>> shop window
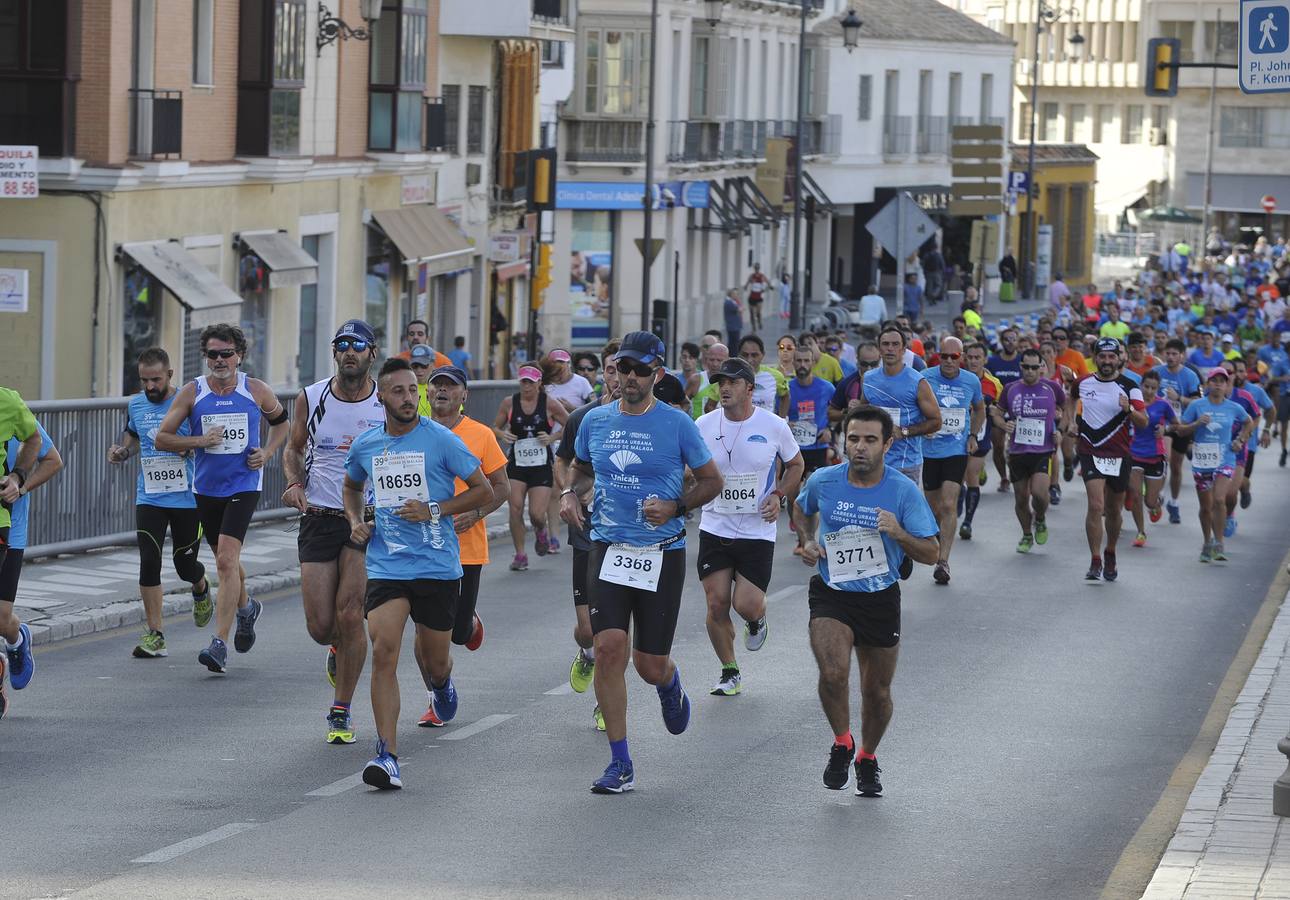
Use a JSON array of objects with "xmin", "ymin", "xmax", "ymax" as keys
[
  {"xmin": 298, "ymin": 234, "xmax": 320, "ymax": 385},
  {"xmin": 122, "ymin": 264, "xmax": 163, "ymax": 395},
  {"xmin": 365, "ymin": 227, "xmax": 391, "ymax": 358},
  {"xmin": 238, "ymin": 251, "xmax": 271, "ymax": 379}
]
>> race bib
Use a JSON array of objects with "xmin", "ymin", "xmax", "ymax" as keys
[
  {"xmin": 1014, "ymin": 417, "xmax": 1046, "ymax": 447},
  {"xmin": 513, "ymin": 437, "xmax": 547, "ymax": 468},
  {"xmin": 713, "ymin": 470, "xmax": 762, "ymax": 514},
  {"xmin": 372, "ymin": 452, "xmax": 429, "ymax": 508},
  {"xmin": 141, "ymin": 455, "xmax": 189, "ymax": 494},
  {"xmin": 1169, "ymin": 401, "xmax": 1182, "ymax": 418},
  {"xmin": 791, "ymin": 419, "xmax": 819, "ymax": 446},
  {"xmin": 1192, "ymin": 442, "xmax": 1221, "ymax": 469},
  {"xmin": 200, "ymin": 413, "xmax": 249, "ymax": 455},
  {"xmin": 938, "ymin": 407, "xmax": 966, "ymax": 435},
  {"xmin": 599, "ymin": 544, "xmax": 663, "ymax": 591},
  {"xmin": 1092, "ymin": 455, "xmax": 1123, "ymax": 477},
  {"xmin": 822, "ymin": 527, "xmax": 889, "ymax": 585},
  {"xmin": 879, "ymin": 406, "xmax": 902, "ymax": 428}
]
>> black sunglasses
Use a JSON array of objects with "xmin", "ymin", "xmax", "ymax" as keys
[
  {"xmin": 1020, "ymin": 364, "xmax": 1042, "ymax": 371},
  {"xmin": 205, "ymin": 349, "xmax": 237, "ymax": 360},
  {"xmin": 616, "ymin": 360, "xmax": 657, "ymax": 378},
  {"xmin": 576, "ymin": 364, "xmax": 597, "ymax": 373},
  {"xmin": 858, "ymin": 360, "xmax": 878, "ymax": 369},
  {"xmin": 334, "ymin": 339, "xmax": 370, "ymax": 353}
]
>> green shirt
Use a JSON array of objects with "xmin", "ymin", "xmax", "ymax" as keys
[
  {"xmin": 811, "ymin": 353, "xmax": 844, "ymax": 384},
  {"xmin": 1099, "ymin": 321, "xmax": 1131, "ymax": 341},
  {"xmin": 0, "ymin": 387, "xmax": 38, "ymax": 529}
]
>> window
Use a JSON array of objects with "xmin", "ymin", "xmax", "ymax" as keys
[
  {"xmin": 122, "ymin": 264, "xmax": 163, "ymax": 395},
  {"xmin": 193, "ymin": 0, "xmax": 215, "ymax": 84},
  {"xmin": 758, "ymin": 39, "xmax": 768, "ymax": 119},
  {"xmin": 948, "ymin": 72, "xmax": 961, "ymax": 122},
  {"xmin": 1122, "ymin": 21, "xmax": 1138, "ymax": 64},
  {"xmin": 236, "ymin": 0, "xmax": 307, "ymax": 156},
  {"xmin": 1205, "ymin": 21, "xmax": 1238, "ymax": 64},
  {"xmin": 1122, "ymin": 104, "xmax": 1144, "ymax": 143},
  {"xmin": 1107, "ymin": 22, "xmax": 1122, "ymax": 62},
  {"xmin": 238, "ymin": 250, "xmax": 271, "ymax": 380},
  {"xmin": 1094, "ymin": 104, "xmax": 1114, "ymax": 142},
  {"xmin": 582, "ymin": 27, "xmax": 651, "ymax": 117},
  {"xmin": 1151, "ymin": 104, "xmax": 1168, "ymax": 143},
  {"xmin": 884, "ymin": 69, "xmax": 899, "ymax": 117},
  {"xmin": 442, "ymin": 84, "xmax": 460, "ymax": 154},
  {"xmin": 1221, "ymin": 107, "xmax": 1264, "ymax": 148},
  {"xmin": 979, "ymin": 73, "xmax": 993, "ymax": 121},
  {"xmin": 1066, "ymin": 184, "xmax": 1087, "ymax": 278},
  {"xmin": 689, "ymin": 33, "xmax": 724, "ymax": 119},
  {"xmin": 1018, "ymin": 102, "xmax": 1031, "ymax": 141},
  {"xmin": 0, "ymin": 0, "xmax": 76, "ymax": 156},
  {"xmin": 1066, "ymin": 103, "xmax": 1088, "ymax": 142},
  {"xmin": 1040, "ymin": 102, "xmax": 1059, "ymax": 141},
  {"xmin": 917, "ymin": 69, "xmax": 932, "ymax": 121},
  {"xmin": 541, "ymin": 39, "xmax": 564, "ymax": 67},
  {"xmin": 368, "ymin": 0, "xmax": 428, "ymax": 152},
  {"xmin": 1158, "ymin": 21, "xmax": 1194, "ymax": 63},
  {"xmin": 466, "ymin": 84, "xmax": 485, "ymax": 154},
  {"xmin": 858, "ymin": 74, "xmax": 872, "ymax": 121}
]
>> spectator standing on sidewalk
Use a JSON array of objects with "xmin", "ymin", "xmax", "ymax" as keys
[
  {"xmin": 902, "ymin": 273, "xmax": 924, "ymax": 321},
  {"xmin": 724, "ymin": 289, "xmax": 744, "ymax": 349}
]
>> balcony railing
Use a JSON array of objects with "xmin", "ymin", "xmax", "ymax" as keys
[
  {"xmin": 564, "ymin": 119, "xmax": 644, "ymax": 163},
  {"xmin": 532, "ymin": 0, "xmax": 567, "ymax": 26},
  {"xmin": 424, "ymin": 97, "xmax": 447, "ymax": 152},
  {"xmin": 916, "ymin": 115, "xmax": 946, "ymax": 156},
  {"xmin": 665, "ymin": 117, "xmax": 838, "ymax": 164},
  {"xmin": 882, "ymin": 115, "xmax": 912, "ymax": 157},
  {"xmin": 129, "ymin": 88, "xmax": 183, "ymax": 159}
]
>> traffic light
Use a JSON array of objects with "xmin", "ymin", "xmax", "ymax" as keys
[
  {"xmin": 526, "ymin": 148, "xmax": 557, "ymax": 212},
  {"xmin": 532, "ymin": 243, "xmax": 552, "ymax": 310},
  {"xmin": 1146, "ymin": 38, "xmax": 1180, "ymax": 97}
]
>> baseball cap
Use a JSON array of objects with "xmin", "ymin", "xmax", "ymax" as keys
[
  {"xmin": 1207, "ymin": 366, "xmax": 1230, "ymax": 381},
  {"xmin": 1221, "ymin": 333, "xmax": 1234, "ymax": 343},
  {"xmin": 548, "ymin": 349, "xmax": 572, "ymax": 363},
  {"xmin": 652, "ymin": 372, "xmax": 687, "ymax": 406},
  {"xmin": 614, "ymin": 331, "xmax": 666, "ymax": 366},
  {"xmin": 518, "ymin": 364, "xmax": 542, "ymax": 382},
  {"xmin": 1094, "ymin": 337, "xmax": 1122, "ymax": 354},
  {"xmin": 333, "ymin": 319, "xmax": 376, "ymax": 344},
  {"xmin": 429, "ymin": 365, "xmax": 468, "ymax": 386},
  {"xmin": 409, "ymin": 345, "xmax": 436, "ymax": 367},
  {"xmin": 712, "ymin": 357, "xmax": 757, "ymax": 385},
  {"xmin": 1281, "ymin": 331, "xmax": 1290, "ymax": 342}
]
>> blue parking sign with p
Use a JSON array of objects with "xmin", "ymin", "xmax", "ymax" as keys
[{"xmin": 1009, "ymin": 172, "xmax": 1029, "ymax": 194}]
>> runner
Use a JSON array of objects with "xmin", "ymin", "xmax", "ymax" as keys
[
  {"xmin": 107, "ymin": 348, "xmax": 211, "ymax": 661},
  {"xmin": 793, "ymin": 405, "xmax": 939, "ymax": 796},
  {"xmin": 343, "ymin": 357, "xmax": 493, "ymax": 789},
  {"xmin": 409, "ymin": 344, "xmax": 438, "ymax": 416},
  {"xmin": 1127, "ymin": 369, "xmax": 1176, "ymax": 547},
  {"xmin": 566, "ymin": 331, "xmax": 723, "ymax": 794},
  {"xmin": 958, "ymin": 342, "xmax": 1002, "ymax": 540},
  {"xmin": 492, "ymin": 365, "xmax": 568, "ymax": 571},
  {"xmin": 986, "ymin": 327, "xmax": 1024, "ymax": 490},
  {"xmin": 414, "ymin": 365, "xmax": 509, "ymax": 728},
  {"xmin": 689, "ymin": 341, "xmax": 727, "ymax": 417},
  {"xmin": 744, "ymin": 262, "xmax": 770, "ymax": 332},
  {"xmin": 788, "ymin": 347, "xmax": 837, "ymax": 475},
  {"xmin": 921, "ymin": 336, "xmax": 983, "ymax": 582},
  {"xmin": 696, "ymin": 357, "xmax": 803, "ymax": 696},
  {"xmin": 1071, "ymin": 338, "xmax": 1147, "ymax": 582},
  {"xmin": 543, "ymin": 348, "xmax": 595, "ymax": 412},
  {"xmin": 994, "ymin": 348, "xmax": 1065, "ymax": 554},
  {"xmin": 281, "ymin": 322, "xmax": 383, "ymax": 743},
  {"xmin": 0, "ymin": 387, "xmax": 41, "ymax": 703},
  {"xmin": 156, "ymin": 323, "xmax": 290, "ymax": 673},
  {"xmin": 1174, "ymin": 368, "xmax": 1253, "ymax": 563},
  {"xmin": 1153, "ymin": 339, "xmax": 1203, "ymax": 524},
  {"xmin": 556, "ymin": 341, "xmax": 621, "ymax": 733},
  {"xmin": 860, "ymin": 326, "xmax": 941, "ymax": 483},
  {"xmin": 1229, "ymin": 358, "xmax": 1275, "ymax": 511},
  {"xmin": 737, "ymin": 335, "xmax": 790, "ymax": 417}
]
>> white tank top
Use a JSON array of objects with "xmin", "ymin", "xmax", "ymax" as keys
[{"xmin": 303, "ymin": 377, "xmax": 384, "ymax": 509}]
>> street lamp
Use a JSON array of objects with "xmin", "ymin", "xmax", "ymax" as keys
[
  {"xmin": 317, "ymin": 0, "xmax": 382, "ymax": 54},
  {"xmin": 1018, "ymin": 0, "xmax": 1083, "ymax": 299},
  {"xmin": 841, "ymin": 10, "xmax": 862, "ymax": 52},
  {"xmin": 704, "ymin": 0, "xmax": 725, "ymax": 27}
]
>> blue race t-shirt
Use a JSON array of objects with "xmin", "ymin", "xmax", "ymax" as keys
[
  {"xmin": 860, "ymin": 365, "xmax": 928, "ymax": 470},
  {"xmin": 1188, "ymin": 348, "xmax": 1226, "ymax": 369},
  {"xmin": 788, "ymin": 377, "xmax": 836, "ymax": 450},
  {"xmin": 1241, "ymin": 382, "xmax": 1274, "ymax": 441},
  {"xmin": 922, "ymin": 367, "xmax": 982, "ymax": 459},
  {"xmin": 345, "ymin": 417, "xmax": 481, "ymax": 581},
  {"xmin": 797, "ymin": 463, "xmax": 938, "ymax": 593},
  {"xmin": 127, "ymin": 391, "xmax": 197, "ymax": 509},
  {"xmin": 448, "ymin": 348, "xmax": 471, "ymax": 370},
  {"xmin": 575, "ymin": 400, "xmax": 712, "ymax": 548},
  {"xmin": 1130, "ymin": 398, "xmax": 1177, "ymax": 460},
  {"xmin": 6, "ymin": 421, "xmax": 54, "ymax": 550},
  {"xmin": 1152, "ymin": 364, "xmax": 1201, "ymax": 409},
  {"xmin": 1181, "ymin": 398, "xmax": 1250, "ymax": 470}
]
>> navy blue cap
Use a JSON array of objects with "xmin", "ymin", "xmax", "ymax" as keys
[
  {"xmin": 1094, "ymin": 337, "xmax": 1122, "ymax": 354},
  {"xmin": 653, "ymin": 372, "xmax": 687, "ymax": 406},
  {"xmin": 334, "ymin": 319, "xmax": 376, "ymax": 344},
  {"xmin": 429, "ymin": 365, "xmax": 468, "ymax": 386},
  {"xmin": 614, "ymin": 331, "xmax": 666, "ymax": 366}
]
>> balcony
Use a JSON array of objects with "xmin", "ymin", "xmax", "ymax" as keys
[
  {"xmin": 531, "ymin": 0, "xmax": 568, "ymax": 27},
  {"xmin": 915, "ymin": 115, "xmax": 946, "ymax": 157},
  {"xmin": 665, "ymin": 117, "xmax": 838, "ymax": 164},
  {"xmin": 883, "ymin": 115, "xmax": 912, "ymax": 158},
  {"xmin": 442, "ymin": 0, "xmax": 569, "ymax": 36},
  {"xmin": 129, "ymin": 89, "xmax": 183, "ymax": 159},
  {"xmin": 564, "ymin": 119, "xmax": 644, "ymax": 164}
]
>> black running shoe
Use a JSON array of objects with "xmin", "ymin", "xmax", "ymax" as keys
[
  {"xmin": 898, "ymin": 556, "xmax": 913, "ymax": 580},
  {"xmin": 233, "ymin": 597, "xmax": 262, "ymax": 653},
  {"xmin": 1085, "ymin": 560, "xmax": 1102, "ymax": 581},
  {"xmin": 1103, "ymin": 551, "xmax": 1118, "ymax": 582},
  {"xmin": 824, "ymin": 741, "xmax": 855, "ymax": 790},
  {"xmin": 1063, "ymin": 462, "xmax": 1074, "ymax": 483},
  {"xmin": 855, "ymin": 756, "xmax": 883, "ymax": 797}
]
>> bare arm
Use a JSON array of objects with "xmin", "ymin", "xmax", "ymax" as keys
[
  {"xmin": 493, "ymin": 398, "xmax": 515, "ymax": 444},
  {"xmin": 642, "ymin": 458, "xmax": 723, "ymax": 526},
  {"xmin": 108, "ymin": 428, "xmax": 140, "ymax": 463},
  {"xmin": 903, "ymin": 379, "xmax": 942, "ymax": 438},
  {"xmin": 456, "ymin": 465, "xmax": 509, "ymax": 534},
  {"xmin": 437, "ymin": 467, "xmax": 492, "ymax": 517},
  {"xmin": 343, "ymin": 475, "xmax": 372, "ymax": 546},
  {"xmin": 969, "ymin": 399, "xmax": 985, "ymax": 449},
  {"xmin": 875, "ymin": 509, "xmax": 940, "ymax": 566},
  {"xmin": 154, "ymin": 383, "xmax": 219, "ymax": 452},
  {"xmin": 250, "ymin": 379, "xmax": 289, "ymax": 467}
]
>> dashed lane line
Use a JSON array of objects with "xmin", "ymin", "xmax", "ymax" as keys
[{"xmin": 130, "ymin": 822, "xmax": 259, "ymax": 864}]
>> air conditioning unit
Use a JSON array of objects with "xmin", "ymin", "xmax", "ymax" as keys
[{"xmin": 1150, "ymin": 127, "xmax": 1167, "ymax": 146}]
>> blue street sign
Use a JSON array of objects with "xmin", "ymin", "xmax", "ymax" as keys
[
  {"xmin": 1240, "ymin": 0, "xmax": 1290, "ymax": 94},
  {"xmin": 1008, "ymin": 171, "xmax": 1030, "ymax": 195}
]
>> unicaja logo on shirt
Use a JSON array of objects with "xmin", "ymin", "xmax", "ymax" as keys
[{"xmin": 610, "ymin": 450, "xmax": 642, "ymax": 472}]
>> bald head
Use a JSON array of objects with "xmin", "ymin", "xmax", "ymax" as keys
[
  {"xmin": 704, "ymin": 343, "xmax": 729, "ymax": 373},
  {"xmin": 940, "ymin": 335, "xmax": 964, "ymax": 355},
  {"xmin": 939, "ymin": 335, "xmax": 964, "ymax": 375}
]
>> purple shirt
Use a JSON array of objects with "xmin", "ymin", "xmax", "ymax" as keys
[{"xmin": 1001, "ymin": 379, "xmax": 1066, "ymax": 454}]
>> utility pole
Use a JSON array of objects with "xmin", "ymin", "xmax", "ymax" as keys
[
  {"xmin": 640, "ymin": 0, "xmax": 659, "ymax": 332},
  {"xmin": 1200, "ymin": 9, "xmax": 1221, "ymax": 245},
  {"xmin": 789, "ymin": 0, "xmax": 808, "ymax": 330}
]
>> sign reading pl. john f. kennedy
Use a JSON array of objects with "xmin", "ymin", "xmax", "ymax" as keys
[
  {"xmin": 556, "ymin": 181, "xmax": 709, "ymax": 210},
  {"xmin": 1241, "ymin": 0, "xmax": 1290, "ymax": 94}
]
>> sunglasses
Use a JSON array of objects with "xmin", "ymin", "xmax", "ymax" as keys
[
  {"xmin": 941, "ymin": 352, "xmax": 962, "ymax": 360},
  {"xmin": 858, "ymin": 360, "xmax": 878, "ymax": 369},
  {"xmin": 205, "ymin": 349, "xmax": 237, "ymax": 360},
  {"xmin": 1020, "ymin": 364, "xmax": 1042, "ymax": 371},
  {"xmin": 411, "ymin": 362, "xmax": 431, "ymax": 369},
  {"xmin": 576, "ymin": 365, "xmax": 597, "ymax": 373},
  {"xmin": 334, "ymin": 340, "xmax": 370, "ymax": 353},
  {"xmin": 616, "ymin": 360, "xmax": 657, "ymax": 378},
  {"xmin": 778, "ymin": 344, "xmax": 795, "ymax": 351}
]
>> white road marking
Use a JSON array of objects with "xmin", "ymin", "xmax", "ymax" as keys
[
  {"xmin": 305, "ymin": 773, "xmax": 364, "ymax": 797},
  {"xmin": 439, "ymin": 713, "xmax": 516, "ymax": 741},
  {"xmin": 131, "ymin": 822, "xmax": 258, "ymax": 864},
  {"xmin": 544, "ymin": 683, "xmax": 574, "ymax": 696}
]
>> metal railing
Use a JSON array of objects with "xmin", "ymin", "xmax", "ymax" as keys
[
  {"xmin": 916, "ymin": 115, "xmax": 946, "ymax": 156},
  {"xmin": 128, "ymin": 88, "xmax": 183, "ymax": 159},
  {"xmin": 22, "ymin": 382, "xmax": 519, "ymax": 559},
  {"xmin": 882, "ymin": 115, "xmax": 912, "ymax": 157},
  {"xmin": 563, "ymin": 118, "xmax": 645, "ymax": 163}
]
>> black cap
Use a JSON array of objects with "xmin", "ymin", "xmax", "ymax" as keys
[
  {"xmin": 653, "ymin": 373, "xmax": 687, "ymax": 406},
  {"xmin": 713, "ymin": 357, "xmax": 757, "ymax": 385},
  {"xmin": 428, "ymin": 365, "xmax": 468, "ymax": 386},
  {"xmin": 614, "ymin": 331, "xmax": 666, "ymax": 366},
  {"xmin": 1095, "ymin": 337, "xmax": 1122, "ymax": 354}
]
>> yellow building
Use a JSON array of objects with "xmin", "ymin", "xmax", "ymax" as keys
[{"xmin": 1008, "ymin": 143, "xmax": 1098, "ymax": 288}]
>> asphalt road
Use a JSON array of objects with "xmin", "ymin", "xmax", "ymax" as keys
[{"xmin": 4, "ymin": 462, "xmax": 1289, "ymax": 900}]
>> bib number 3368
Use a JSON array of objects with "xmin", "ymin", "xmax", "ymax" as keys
[{"xmin": 599, "ymin": 544, "xmax": 663, "ymax": 591}]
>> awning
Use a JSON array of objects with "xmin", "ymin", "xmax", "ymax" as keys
[
  {"xmin": 119, "ymin": 240, "xmax": 242, "ymax": 312},
  {"xmin": 237, "ymin": 231, "xmax": 318, "ymax": 288},
  {"xmin": 371, "ymin": 205, "xmax": 474, "ymax": 276},
  {"xmin": 496, "ymin": 260, "xmax": 529, "ymax": 281}
]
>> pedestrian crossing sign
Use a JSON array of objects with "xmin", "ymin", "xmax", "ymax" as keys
[{"xmin": 1241, "ymin": 0, "xmax": 1290, "ymax": 93}]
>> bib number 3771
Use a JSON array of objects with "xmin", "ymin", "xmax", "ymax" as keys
[
  {"xmin": 822, "ymin": 527, "xmax": 889, "ymax": 585},
  {"xmin": 599, "ymin": 544, "xmax": 663, "ymax": 591}
]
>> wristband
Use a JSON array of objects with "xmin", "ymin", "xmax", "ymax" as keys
[
  {"xmin": 11, "ymin": 466, "xmax": 27, "ymax": 488},
  {"xmin": 286, "ymin": 481, "xmax": 304, "ymax": 491},
  {"xmin": 560, "ymin": 487, "xmax": 576, "ymax": 497}
]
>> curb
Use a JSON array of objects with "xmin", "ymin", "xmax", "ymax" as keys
[{"xmin": 24, "ymin": 523, "xmax": 513, "ymax": 649}]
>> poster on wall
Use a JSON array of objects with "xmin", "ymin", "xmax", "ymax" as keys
[
  {"xmin": 569, "ymin": 210, "xmax": 613, "ymax": 348},
  {"xmin": 0, "ymin": 268, "xmax": 29, "ymax": 313}
]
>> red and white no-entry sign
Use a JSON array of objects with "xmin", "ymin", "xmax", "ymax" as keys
[{"xmin": 1262, "ymin": 194, "xmax": 1277, "ymax": 213}]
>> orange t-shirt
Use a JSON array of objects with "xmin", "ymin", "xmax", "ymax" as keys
[
  {"xmin": 397, "ymin": 348, "xmax": 453, "ymax": 367},
  {"xmin": 1055, "ymin": 348, "xmax": 1090, "ymax": 378},
  {"xmin": 1126, "ymin": 355, "xmax": 1160, "ymax": 377},
  {"xmin": 451, "ymin": 415, "xmax": 507, "ymax": 565}
]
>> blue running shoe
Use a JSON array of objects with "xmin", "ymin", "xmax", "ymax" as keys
[
  {"xmin": 7, "ymin": 623, "xmax": 34, "ymax": 690},
  {"xmin": 590, "ymin": 759, "xmax": 635, "ymax": 794},
  {"xmin": 1167, "ymin": 501, "xmax": 1181, "ymax": 525},
  {"xmin": 198, "ymin": 637, "xmax": 228, "ymax": 673},
  {"xmin": 431, "ymin": 677, "xmax": 459, "ymax": 723},
  {"xmin": 1224, "ymin": 516, "xmax": 1237, "ymax": 538},
  {"xmin": 362, "ymin": 740, "xmax": 402, "ymax": 790},
  {"xmin": 658, "ymin": 671, "xmax": 691, "ymax": 735},
  {"xmin": 233, "ymin": 597, "xmax": 262, "ymax": 653}
]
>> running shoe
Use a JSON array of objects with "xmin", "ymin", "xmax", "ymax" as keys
[
  {"xmin": 362, "ymin": 740, "xmax": 402, "ymax": 790},
  {"xmin": 132, "ymin": 630, "xmax": 168, "ymax": 659},
  {"xmin": 744, "ymin": 616, "xmax": 768, "ymax": 652},
  {"xmin": 959, "ymin": 523, "xmax": 972, "ymax": 541},
  {"xmin": 534, "ymin": 528, "xmax": 551, "ymax": 556},
  {"xmin": 465, "ymin": 613, "xmax": 485, "ymax": 652},
  {"xmin": 658, "ymin": 672, "xmax": 691, "ymax": 735},
  {"xmin": 6, "ymin": 623, "xmax": 34, "ymax": 690},
  {"xmin": 431, "ymin": 677, "xmax": 459, "ymax": 723},
  {"xmin": 1149, "ymin": 505, "xmax": 1163, "ymax": 524},
  {"xmin": 510, "ymin": 553, "xmax": 529, "ymax": 572},
  {"xmin": 710, "ymin": 668, "xmax": 742, "ymax": 697},
  {"xmin": 326, "ymin": 706, "xmax": 356, "ymax": 744},
  {"xmin": 898, "ymin": 556, "xmax": 913, "ymax": 580},
  {"xmin": 418, "ymin": 701, "xmax": 445, "ymax": 728},
  {"xmin": 192, "ymin": 583, "xmax": 213, "ymax": 629},
  {"xmin": 0, "ymin": 656, "xmax": 7, "ymax": 720},
  {"xmin": 979, "ymin": 469, "xmax": 988, "ymax": 487},
  {"xmin": 1133, "ymin": 532, "xmax": 1147, "ymax": 548},
  {"xmin": 590, "ymin": 759, "xmax": 634, "ymax": 794},
  {"xmin": 1240, "ymin": 486, "xmax": 1252, "ymax": 510},
  {"xmin": 548, "ymin": 535, "xmax": 561, "ymax": 554},
  {"xmin": 1282, "ymin": 448, "xmax": 1288, "ymax": 467},
  {"xmin": 569, "ymin": 648, "xmax": 595, "ymax": 693},
  {"xmin": 1016, "ymin": 534, "xmax": 1033, "ymax": 554},
  {"xmin": 1034, "ymin": 519, "xmax": 1048, "ymax": 546},
  {"xmin": 854, "ymin": 756, "xmax": 883, "ymax": 797},
  {"xmin": 933, "ymin": 560, "xmax": 950, "ymax": 585},
  {"xmin": 326, "ymin": 645, "xmax": 337, "ymax": 687},
  {"xmin": 1103, "ymin": 551, "xmax": 1118, "ymax": 582},
  {"xmin": 1049, "ymin": 485, "xmax": 1061, "ymax": 506},
  {"xmin": 198, "ymin": 637, "xmax": 228, "ymax": 673},
  {"xmin": 592, "ymin": 705, "xmax": 606, "ymax": 732},
  {"xmin": 1085, "ymin": 559, "xmax": 1103, "ymax": 581},
  {"xmin": 823, "ymin": 741, "xmax": 855, "ymax": 790},
  {"xmin": 1063, "ymin": 461, "xmax": 1074, "ymax": 483},
  {"xmin": 1224, "ymin": 516, "xmax": 1237, "ymax": 538},
  {"xmin": 1167, "ymin": 501, "xmax": 1181, "ymax": 525},
  {"xmin": 997, "ymin": 478, "xmax": 1010, "ymax": 493},
  {"xmin": 233, "ymin": 597, "xmax": 262, "ymax": 653},
  {"xmin": 1212, "ymin": 542, "xmax": 1228, "ymax": 562},
  {"xmin": 1199, "ymin": 544, "xmax": 1213, "ymax": 564}
]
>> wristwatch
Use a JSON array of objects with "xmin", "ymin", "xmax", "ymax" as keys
[
  {"xmin": 674, "ymin": 500, "xmax": 687, "ymax": 518},
  {"xmin": 428, "ymin": 501, "xmax": 442, "ymax": 524}
]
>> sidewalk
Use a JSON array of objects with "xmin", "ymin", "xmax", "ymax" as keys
[
  {"xmin": 1142, "ymin": 585, "xmax": 1290, "ymax": 899},
  {"xmin": 14, "ymin": 510, "xmax": 514, "ymax": 647}
]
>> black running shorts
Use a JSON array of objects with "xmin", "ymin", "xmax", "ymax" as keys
[
  {"xmin": 506, "ymin": 462, "xmax": 553, "ymax": 488},
  {"xmin": 195, "ymin": 491, "xmax": 260, "ymax": 550},
  {"xmin": 0, "ymin": 548, "xmax": 24, "ymax": 603},
  {"xmin": 298, "ymin": 513, "xmax": 366, "ymax": 563},
  {"xmin": 365, "ymin": 577, "xmax": 458, "ymax": 631},
  {"xmin": 572, "ymin": 546, "xmax": 590, "ymax": 607},
  {"xmin": 800, "ymin": 448, "xmax": 829, "ymax": 474},
  {"xmin": 1171, "ymin": 432, "xmax": 1193, "ymax": 457},
  {"xmin": 588, "ymin": 542, "xmax": 686, "ymax": 656},
  {"xmin": 1007, "ymin": 451, "xmax": 1053, "ymax": 484},
  {"xmin": 695, "ymin": 531, "xmax": 774, "ymax": 592},
  {"xmin": 452, "ymin": 564, "xmax": 482, "ymax": 645},
  {"xmin": 1078, "ymin": 453, "xmax": 1131, "ymax": 493},
  {"xmin": 921, "ymin": 455, "xmax": 968, "ymax": 491},
  {"xmin": 807, "ymin": 575, "xmax": 901, "ymax": 648},
  {"xmin": 1131, "ymin": 456, "xmax": 1166, "ymax": 479}
]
